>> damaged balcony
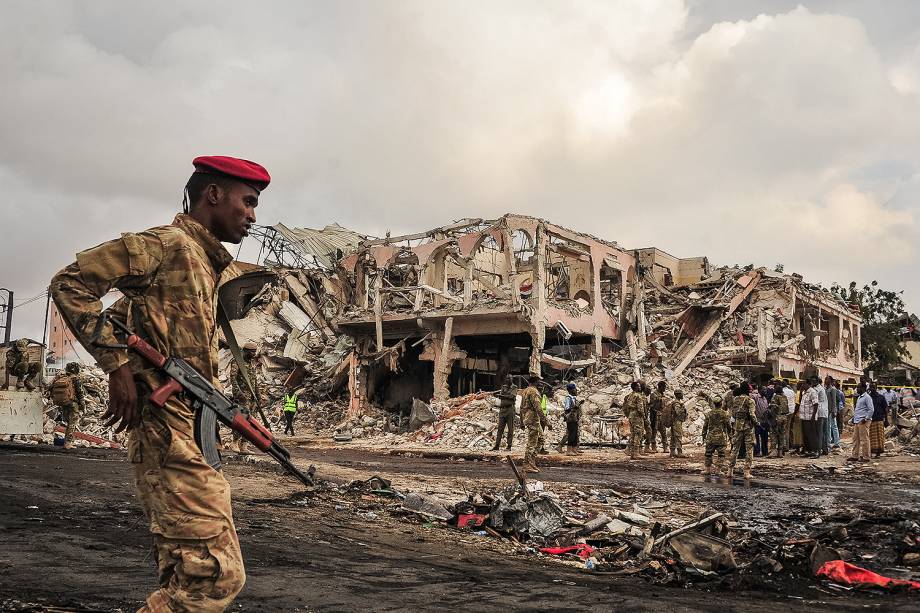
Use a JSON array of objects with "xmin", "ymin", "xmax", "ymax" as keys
[{"xmin": 334, "ymin": 214, "xmax": 639, "ymax": 411}]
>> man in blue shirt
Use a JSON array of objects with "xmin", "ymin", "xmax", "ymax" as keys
[{"xmin": 848, "ymin": 382, "xmax": 873, "ymax": 462}]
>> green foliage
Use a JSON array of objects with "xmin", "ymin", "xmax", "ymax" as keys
[
  {"xmin": 831, "ymin": 280, "xmax": 907, "ymax": 371},
  {"xmin": 774, "ymin": 263, "xmax": 784, "ymax": 273}
]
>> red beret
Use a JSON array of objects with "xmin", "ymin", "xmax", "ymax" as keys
[{"xmin": 192, "ymin": 155, "xmax": 271, "ymax": 192}]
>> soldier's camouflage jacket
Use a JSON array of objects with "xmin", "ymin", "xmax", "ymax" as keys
[
  {"xmin": 769, "ymin": 393, "xmax": 789, "ymax": 422},
  {"xmin": 623, "ymin": 391, "xmax": 646, "ymax": 422},
  {"xmin": 50, "ymin": 214, "xmax": 236, "ymax": 539},
  {"xmin": 702, "ymin": 406, "xmax": 731, "ymax": 446}
]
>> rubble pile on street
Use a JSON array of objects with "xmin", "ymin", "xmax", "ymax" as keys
[
  {"xmin": 329, "ymin": 357, "xmax": 745, "ymax": 450},
  {"xmin": 329, "ymin": 464, "xmax": 920, "ymax": 593},
  {"xmin": 895, "ymin": 396, "xmax": 920, "ymax": 455}
]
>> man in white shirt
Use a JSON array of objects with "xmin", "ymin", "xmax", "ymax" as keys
[
  {"xmin": 783, "ymin": 382, "xmax": 796, "ymax": 415},
  {"xmin": 815, "ymin": 377, "xmax": 829, "ymax": 456},
  {"xmin": 799, "ymin": 381, "xmax": 819, "ymax": 456}
]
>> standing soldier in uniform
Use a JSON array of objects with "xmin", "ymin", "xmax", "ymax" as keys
[
  {"xmin": 282, "ymin": 385, "xmax": 299, "ymax": 436},
  {"xmin": 519, "ymin": 375, "xmax": 544, "ymax": 473},
  {"xmin": 701, "ymin": 397, "xmax": 731, "ymax": 475},
  {"xmin": 639, "ymin": 381, "xmax": 652, "ymax": 454},
  {"xmin": 769, "ymin": 381, "xmax": 789, "ymax": 457},
  {"xmin": 228, "ymin": 345, "xmax": 260, "ymax": 453},
  {"xmin": 727, "ymin": 381, "xmax": 758, "ymax": 479},
  {"xmin": 492, "ymin": 375, "xmax": 517, "ymax": 451},
  {"xmin": 623, "ymin": 382, "xmax": 646, "ymax": 460},
  {"xmin": 669, "ymin": 389, "xmax": 688, "ymax": 458},
  {"xmin": 50, "ymin": 362, "xmax": 86, "ymax": 449},
  {"xmin": 648, "ymin": 381, "xmax": 667, "ymax": 453},
  {"xmin": 51, "ymin": 155, "xmax": 270, "ymax": 611},
  {"xmin": 2, "ymin": 339, "xmax": 41, "ymax": 391}
]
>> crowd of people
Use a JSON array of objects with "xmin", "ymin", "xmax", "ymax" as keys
[{"xmin": 491, "ymin": 373, "xmax": 909, "ymax": 476}]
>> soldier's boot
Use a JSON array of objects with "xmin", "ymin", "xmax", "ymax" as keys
[
  {"xmin": 723, "ymin": 463, "xmax": 735, "ymax": 478},
  {"xmin": 556, "ymin": 441, "xmax": 565, "ymax": 453},
  {"xmin": 574, "ymin": 446, "xmax": 584, "ymax": 455},
  {"xmin": 23, "ymin": 378, "xmax": 36, "ymax": 392},
  {"xmin": 743, "ymin": 467, "xmax": 752, "ymax": 480},
  {"xmin": 669, "ymin": 449, "xmax": 677, "ymax": 458},
  {"xmin": 524, "ymin": 463, "xmax": 540, "ymax": 474},
  {"xmin": 565, "ymin": 445, "xmax": 576, "ymax": 456},
  {"xmin": 701, "ymin": 463, "xmax": 711, "ymax": 475},
  {"xmin": 491, "ymin": 444, "xmax": 500, "ymax": 451},
  {"xmin": 629, "ymin": 448, "xmax": 639, "ymax": 460}
]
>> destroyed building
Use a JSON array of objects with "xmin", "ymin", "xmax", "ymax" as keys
[{"xmin": 248, "ymin": 214, "xmax": 864, "ymax": 420}]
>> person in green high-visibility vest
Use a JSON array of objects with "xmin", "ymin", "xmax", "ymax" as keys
[{"xmin": 283, "ymin": 386, "xmax": 299, "ymax": 436}]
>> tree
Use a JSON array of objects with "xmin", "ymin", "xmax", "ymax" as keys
[
  {"xmin": 774, "ymin": 263, "xmax": 784, "ymax": 273},
  {"xmin": 831, "ymin": 280, "xmax": 908, "ymax": 372}
]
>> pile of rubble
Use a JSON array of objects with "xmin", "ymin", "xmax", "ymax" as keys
[
  {"xmin": 333, "ymin": 464, "xmax": 920, "ymax": 593},
  {"xmin": 329, "ymin": 357, "xmax": 745, "ymax": 450}
]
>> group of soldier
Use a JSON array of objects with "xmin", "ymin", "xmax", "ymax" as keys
[
  {"xmin": 493, "ymin": 372, "xmax": 803, "ymax": 481},
  {"xmin": 699, "ymin": 379, "xmax": 793, "ymax": 478},
  {"xmin": 622, "ymin": 380, "xmax": 689, "ymax": 461}
]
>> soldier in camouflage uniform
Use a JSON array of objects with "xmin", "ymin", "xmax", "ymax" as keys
[
  {"xmin": 519, "ymin": 376, "xmax": 544, "ymax": 473},
  {"xmin": 701, "ymin": 397, "xmax": 731, "ymax": 475},
  {"xmin": 639, "ymin": 381, "xmax": 652, "ymax": 453},
  {"xmin": 2, "ymin": 338, "xmax": 41, "ymax": 391},
  {"xmin": 623, "ymin": 382, "xmax": 646, "ymax": 460},
  {"xmin": 50, "ymin": 362, "xmax": 87, "ymax": 449},
  {"xmin": 648, "ymin": 381, "xmax": 667, "ymax": 453},
  {"xmin": 50, "ymin": 155, "xmax": 269, "ymax": 612},
  {"xmin": 669, "ymin": 389, "xmax": 688, "ymax": 458},
  {"xmin": 227, "ymin": 347, "xmax": 260, "ymax": 454},
  {"xmin": 769, "ymin": 381, "xmax": 789, "ymax": 457},
  {"xmin": 727, "ymin": 381, "xmax": 758, "ymax": 479}
]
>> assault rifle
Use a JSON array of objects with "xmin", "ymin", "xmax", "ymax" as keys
[{"xmin": 91, "ymin": 312, "xmax": 315, "ymax": 488}]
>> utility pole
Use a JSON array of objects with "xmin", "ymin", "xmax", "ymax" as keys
[{"xmin": 0, "ymin": 288, "xmax": 12, "ymax": 345}]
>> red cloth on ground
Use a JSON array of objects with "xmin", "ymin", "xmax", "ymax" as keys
[
  {"xmin": 539, "ymin": 544, "xmax": 595, "ymax": 560},
  {"xmin": 816, "ymin": 560, "xmax": 920, "ymax": 591}
]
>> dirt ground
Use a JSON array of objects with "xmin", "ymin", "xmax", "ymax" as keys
[{"xmin": 0, "ymin": 441, "xmax": 917, "ymax": 612}]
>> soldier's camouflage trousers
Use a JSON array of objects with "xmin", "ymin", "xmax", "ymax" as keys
[
  {"xmin": 655, "ymin": 420, "xmax": 669, "ymax": 451},
  {"xmin": 8, "ymin": 361, "xmax": 40, "ymax": 388},
  {"xmin": 628, "ymin": 417, "xmax": 645, "ymax": 456},
  {"xmin": 61, "ymin": 402, "xmax": 80, "ymax": 445},
  {"xmin": 771, "ymin": 419, "xmax": 788, "ymax": 454},
  {"xmin": 524, "ymin": 422, "xmax": 542, "ymax": 467},
  {"xmin": 669, "ymin": 422, "xmax": 683, "ymax": 454},
  {"xmin": 131, "ymin": 398, "xmax": 245, "ymax": 612},
  {"xmin": 704, "ymin": 442, "xmax": 726, "ymax": 470},
  {"xmin": 728, "ymin": 426, "xmax": 755, "ymax": 470}
]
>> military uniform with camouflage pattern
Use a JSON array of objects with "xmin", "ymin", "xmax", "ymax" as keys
[
  {"xmin": 728, "ymin": 393, "xmax": 758, "ymax": 478},
  {"xmin": 2, "ymin": 339, "xmax": 41, "ymax": 391},
  {"xmin": 701, "ymin": 400, "xmax": 731, "ymax": 474},
  {"xmin": 769, "ymin": 392, "xmax": 789, "ymax": 456},
  {"xmin": 50, "ymin": 362, "xmax": 86, "ymax": 448},
  {"xmin": 51, "ymin": 214, "xmax": 246, "ymax": 611},
  {"xmin": 623, "ymin": 391, "xmax": 646, "ymax": 459}
]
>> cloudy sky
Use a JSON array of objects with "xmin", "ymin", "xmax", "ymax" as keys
[{"xmin": 1, "ymin": 0, "xmax": 918, "ymax": 342}]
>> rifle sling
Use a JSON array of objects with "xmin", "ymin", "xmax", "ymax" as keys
[{"xmin": 217, "ymin": 300, "xmax": 271, "ymax": 430}]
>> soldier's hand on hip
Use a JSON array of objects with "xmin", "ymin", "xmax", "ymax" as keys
[{"xmin": 105, "ymin": 364, "xmax": 140, "ymax": 433}]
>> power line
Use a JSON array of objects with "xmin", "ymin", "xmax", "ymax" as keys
[
  {"xmin": 14, "ymin": 290, "xmax": 47, "ymax": 305},
  {"xmin": 12, "ymin": 292, "xmax": 48, "ymax": 309}
]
